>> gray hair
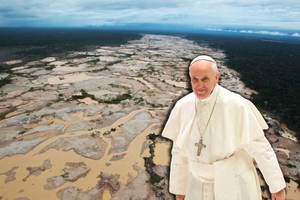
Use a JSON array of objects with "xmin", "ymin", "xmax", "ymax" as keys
[{"xmin": 189, "ymin": 55, "xmax": 219, "ymax": 74}]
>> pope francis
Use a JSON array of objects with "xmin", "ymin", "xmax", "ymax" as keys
[{"xmin": 161, "ymin": 55, "xmax": 286, "ymax": 200}]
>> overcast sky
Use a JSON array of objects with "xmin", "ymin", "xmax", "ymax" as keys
[{"xmin": 0, "ymin": 0, "xmax": 299, "ymax": 30}]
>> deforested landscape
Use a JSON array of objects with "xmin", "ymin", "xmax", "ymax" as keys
[{"xmin": 0, "ymin": 28, "xmax": 299, "ymax": 200}]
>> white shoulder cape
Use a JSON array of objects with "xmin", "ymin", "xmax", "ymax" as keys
[{"xmin": 161, "ymin": 85, "xmax": 268, "ymax": 152}]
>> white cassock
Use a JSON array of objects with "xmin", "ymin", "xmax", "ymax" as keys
[{"xmin": 161, "ymin": 84, "xmax": 286, "ymax": 200}]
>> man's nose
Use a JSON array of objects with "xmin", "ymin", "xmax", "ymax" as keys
[{"xmin": 195, "ymin": 81, "xmax": 204, "ymax": 87}]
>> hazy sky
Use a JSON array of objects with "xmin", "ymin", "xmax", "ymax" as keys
[{"xmin": 1, "ymin": 0, "xmax": 299, "ymax": 30}]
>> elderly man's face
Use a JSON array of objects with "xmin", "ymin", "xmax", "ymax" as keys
[{"xmin": 189, "ymin": 60, "xmax": 220, "ymax": 99}]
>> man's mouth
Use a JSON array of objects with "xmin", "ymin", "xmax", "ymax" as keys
[{"xmin": 196, "ymin": 88, "xmax": 206, "ymax": 94}]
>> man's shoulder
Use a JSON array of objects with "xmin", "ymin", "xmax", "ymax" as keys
[
  {"xmin": 219, "ymin": 85, "xmax": 249, "ymax": 105},
  {"xmin": 177, "ymin": 92, "xmax": 195, "ymax": 104},
  {"xmin": 172, "ymin": 92, "xmax": 195, "ymax": 110}
]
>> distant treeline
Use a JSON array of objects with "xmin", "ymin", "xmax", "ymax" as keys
[
  {"xmin": 186, "ymin": 32, "xmax": 300, "ymax": 138},
  {"xmin": 0, "ymin": 28, "xmax": 142, "ymax": 64}
]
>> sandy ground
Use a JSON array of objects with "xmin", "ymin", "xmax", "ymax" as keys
[{"xmin": 0, "ymin": 109, "xmax": 168, "ymax": 199}]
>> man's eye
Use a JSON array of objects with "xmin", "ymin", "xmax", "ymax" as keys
[{"xmin": 202, "ymin": 77, "xmax": 209, "ymax": 82}]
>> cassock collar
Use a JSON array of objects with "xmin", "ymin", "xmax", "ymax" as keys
[{"xmin": 197, "ymin": 84, "xmax": 220, "ymax": 106}]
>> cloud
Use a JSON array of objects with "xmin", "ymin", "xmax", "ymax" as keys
[
  {"xmin": 76, "ymin": 0, "xmax": 182, "ymax": 10},
  {"xmin": 0, "ymin": 0, "xmax": 299, "ymax": 30},
  {"xmin": 207, "ymin": 28, "xmax": 300, "ymax": 37},
  {"xmin": 292, "ymin": 32, "xmax": 300, "ymax": 37},
  {"xmin": 240, "ymin": 30, "xmax": 288, "ymax": 36}
]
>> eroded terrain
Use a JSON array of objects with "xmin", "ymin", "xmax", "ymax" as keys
[{"xmin": 0, "ymin": 34, "xmax": 299, "ymax": 200}]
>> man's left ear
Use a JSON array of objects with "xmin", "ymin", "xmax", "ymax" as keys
[{"xmin": 216, "ymin": 72, "xmax": 221, "ymax": 81}]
